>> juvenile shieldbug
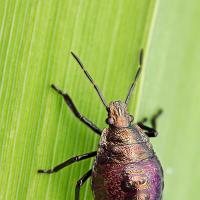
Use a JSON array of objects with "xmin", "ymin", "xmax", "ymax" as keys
[{"xmin": 38, "ymin": 50, "xmax": 164, "ymax": 200}]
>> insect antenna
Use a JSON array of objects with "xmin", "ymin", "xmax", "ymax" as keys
[
  {"xmin": 125, "ymin": 49, "xmax": 143, "ymax": 105},
  {"xmin": 71, "ymin": 52, "xmax": 108, "ymax": 108}
]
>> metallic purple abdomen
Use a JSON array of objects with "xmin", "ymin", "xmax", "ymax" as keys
[{"xmin": 92, "ymin": 126, "xmax": 164, "ymax": 200}]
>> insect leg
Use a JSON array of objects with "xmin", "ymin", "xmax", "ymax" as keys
[
  {"xmin": 38, "ymin": 151, "xmax": 96, "ymax": 174},
  {"xmin": 150, "ymin": 109, "xmax": 163, "ymax": 129},
  {"xmin": 137, "ymin": 122, "xmax": 158, "ymax": 137},
  {"xmin": 137, "ymin": 109, "xmax": 163, "ymax": 137},
  {"xmin": 51, "ymin": 84, "xmax": 102, "ymax": 135},
  {"xmin": 75, "ymin": 169, "xmax": 92, "ymax": 200}
]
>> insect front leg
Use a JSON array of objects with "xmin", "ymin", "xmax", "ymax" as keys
[
  {"xmin": 75, "ymin": 169, "xmax": 92, "ymax": 200},
  {"xmin": 137, "ymin": 109, "xmax": 163, "ymax": 137},
  {"xmin": 51, "ymin": 84, "xmax": 102, "ymax": 135},
  {"xmin": 38, "ymin": 151, "xmax": 96, "ymax": 174}
]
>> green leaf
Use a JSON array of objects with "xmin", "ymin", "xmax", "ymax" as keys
[
  {"xmin": 0, "ymin": 1, "xmax": 155, "ymax": 199},
  {"xmin": 137, "ymin": 1, "xmax": 200, "ymax": 200},
  {"xmin": 1, "ymin": 0, "xmax": 199, "ymax": 200}
]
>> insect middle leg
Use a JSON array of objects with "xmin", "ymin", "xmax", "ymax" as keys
[
  {"xmin": 75, "ymin": 169, "xmax": 92, "ymax": 200},
  {"xmin": 137, "ymin": 109, "xmax": 163, "ymax": 137},
  {"xmin": 38, "ymin": 151, "xmax": 96, "ymax": 174},
  {"xmin": 51, "ymin": 84, "xmax": 102, "ymax": 135}
]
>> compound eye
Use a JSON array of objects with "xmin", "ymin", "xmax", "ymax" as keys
[{"xmin": 106, "ymin": 118, "xmax": 114, "ymax": 125}]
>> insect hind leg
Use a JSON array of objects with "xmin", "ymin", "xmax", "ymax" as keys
[{"xmin": 75, "ymin": 169, "xmax": 92, "ymax": 200}]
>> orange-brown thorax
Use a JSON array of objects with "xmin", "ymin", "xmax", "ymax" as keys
[
  {"xmin": 106, "ymin": 101, "xmax": 133, "ymax": 128},
  {"xmin": 97, "ymin": 126, "xmax": 153, "ymax": 164}
]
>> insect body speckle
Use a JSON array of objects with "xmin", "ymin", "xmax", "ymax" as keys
[
  {"xmin": 92, "ymin": 101, "xmax": 163, "ymax": 200},
  {"xmin": 38, "ymin": 50, "xmax": 164, "ymax": 200}
]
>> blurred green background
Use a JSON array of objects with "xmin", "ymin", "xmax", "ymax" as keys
[{"xmin": 0, "ymin": 0, "xmax": 199, "ymax": 199}]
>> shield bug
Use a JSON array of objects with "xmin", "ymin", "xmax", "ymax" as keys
[{"xmin": 38, "ymin": 50, "xmax": 164, "ymax": 200}]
